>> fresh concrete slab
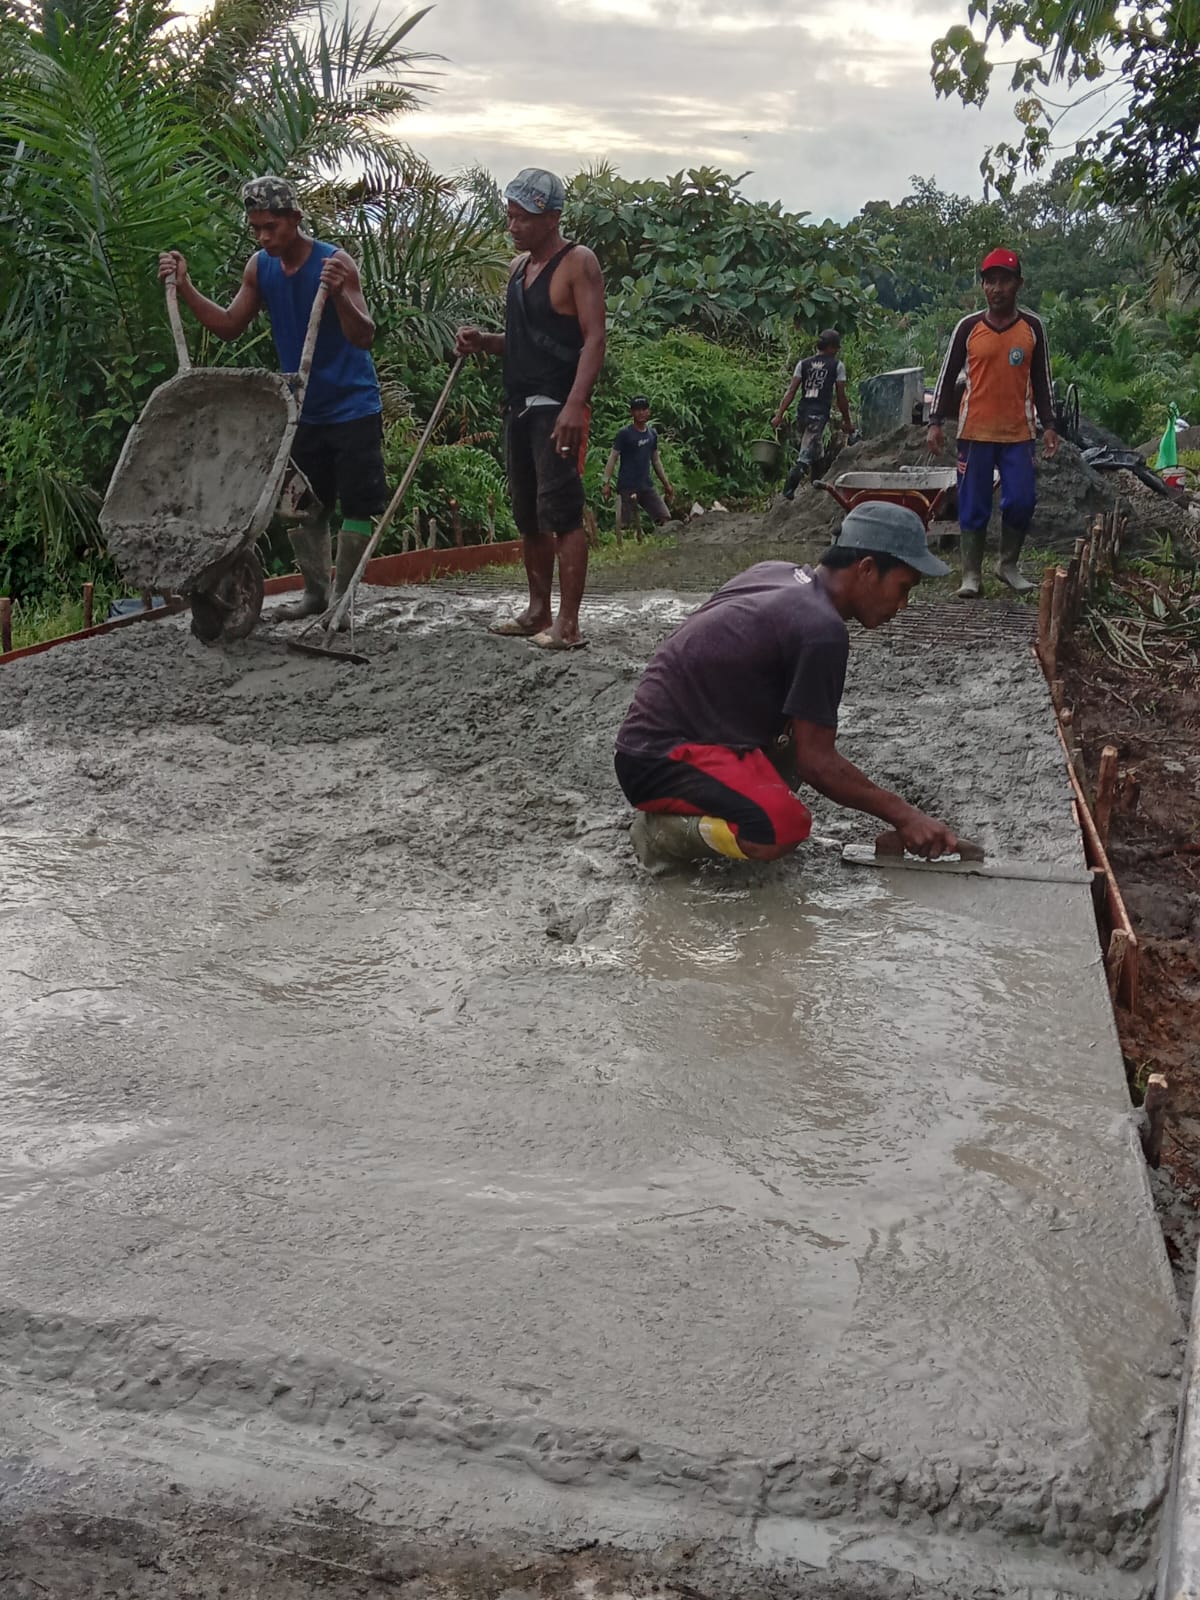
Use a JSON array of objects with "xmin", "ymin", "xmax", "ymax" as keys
[{"xmin": 0, "ymin": 590, "xmax": 1182, "ymax": 1598}]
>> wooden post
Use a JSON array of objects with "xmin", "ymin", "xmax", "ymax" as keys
[
  {"xmin": 449, "ymin": 498, "xmax": 463, "ymax": 548},
  {"xmin": 0, "ymin": 596, "xmax": 11, "ymax": 655},
  {"xmin": 409, "ymin": 508, "xmax": 420, "ymax": 554},
  {"xmin": 1141, "ymin": 1074, "xmax": 1169, "ymax": 1169},
  {"xmin": 1106, "ymin": 927, "xmax": 1132, "ymax": 1003},
  {"xmin": 141, "ymin": 589, "xmax": 154, "ymax": 611},
  {"xmin": 1117, "ymin": 767, "xmax": 1140, "ymax": 817},
  {"xmin": 1094, "ymin": 746, "xmax": 1119, "ymax": 849},
  {"xmin": 1050, "ymin": 678, "xmax": 1064, "ymax": 713},
  {"xmin": 486, "ymin": 494, "xmax": 496, "ymax": 544},
  {"xmin": 1037, "ymin": 567, "xmax": 1055, "ymax": 663},
  {"xmin": 582, "ymin": 506, "xmax": 600, "ymax": 551},
  {"xmin": 1049, "ymin": 565, "xmax": 1069, "ymax": 663},
  {"xmin": 82, "ymin": 581, "xmax": 94, "ymax": 630},
  {"xmin": 426, "ymin": 516, "xmax": 438, "ymax": 551}
]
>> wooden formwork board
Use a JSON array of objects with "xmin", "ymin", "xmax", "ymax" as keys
[{"xmin": 0, "ymin": 541, "xmax": 524, "ymax": 669}]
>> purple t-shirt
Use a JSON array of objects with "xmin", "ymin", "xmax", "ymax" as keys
[{"xmin": 616, "ymin": 561, "xmax": 849, "ymax": 756}]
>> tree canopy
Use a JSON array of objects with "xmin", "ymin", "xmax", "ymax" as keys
[{"xmin": 931, "ymin": 0, "xmax": 1200, "ymax": 275}]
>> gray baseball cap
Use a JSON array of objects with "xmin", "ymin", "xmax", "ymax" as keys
[
  {"xmin": 835, "ymin": 501, "xmax": 950, "ymax": 576},
  {"xmin": 241, "ymin": 175, "xmax": 300, "ymax": 214},
  {"xmin": 504, "ymin": 168, "xmax": 566, "ymax": 215}
]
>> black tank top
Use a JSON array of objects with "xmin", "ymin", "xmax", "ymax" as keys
[{"xmin": 503, "ymin": 243, "xmax": 584, "ymax": 404}]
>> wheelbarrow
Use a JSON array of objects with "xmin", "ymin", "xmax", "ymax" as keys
[
  {"xmin": 817, "ymin": 468, "xmax": 958, "ymax": 529},
  {"xmin": 99, "ymin": 274, "xmax": 327, "ymax": 643}
]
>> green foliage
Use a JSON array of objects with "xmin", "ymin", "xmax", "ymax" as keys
[
  {"xmin": 565, "ymin": 165, "xmax": 883, "ymax": 348},
  {"xmin": 931, "ymin": 0, "xmax": 1200, "ymax": 276},
  {"xmin": 584, "ymin": 330, "xmax": 782, "ymax": 509},
  {"xmin": 381, "ymin": 435, "xmax": 515, "ymax": 547}
]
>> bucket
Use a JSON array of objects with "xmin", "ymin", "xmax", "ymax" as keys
[
  {"xmin": 1162, "ymin": 466, "xmax": 1186, "ymax": 490},
  {"xmin": 750, "ymin": 438, "xmax": 782, "ymax": 469}
]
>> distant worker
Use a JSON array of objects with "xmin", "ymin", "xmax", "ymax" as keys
[
  {"xmin": 601, "ymin": 396, "xmax": 674, "ymax": 537},
  {"xmin": 455, "ymin": 169, "xmax": 606, "ymax": 651},
  {"xmin": 771, "ymin": 329, "xmax": 855, "ymax": 499},
  {"xmin": 159, "ymin": 175, "xmax": 386, "ymax": 628},
  {"xmin": 928, "ymin": 248, "xmax": 1059, "ymax": 599},
  {"xmin": 614, "ymin": 503, "xmax": 961, "ymax": 868}
]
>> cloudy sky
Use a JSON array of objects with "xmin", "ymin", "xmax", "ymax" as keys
[{"xmin": 396, "ymin": 0, "xmax": 1065, "ymax": 220}]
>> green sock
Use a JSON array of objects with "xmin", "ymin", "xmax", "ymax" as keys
[{"xmin": 341, "ymin": 517, "xmax": 372, "ymax": 537}]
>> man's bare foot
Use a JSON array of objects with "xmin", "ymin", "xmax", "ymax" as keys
[
  {"xmin": 529, "ymin": 626, "xmax": 587, "ymax": 652},
  {"xmin": 489, "ymin": 609, "xmax": 551, "ymax": 638}
]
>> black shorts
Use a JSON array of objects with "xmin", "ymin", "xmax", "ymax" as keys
[
  {"xmin": 505, "ymin": 404, "xmax": 586, "ymax": 536},
  {"xmin": 290, "ymin": 413, "xmax": 389, "ymax": 521}
]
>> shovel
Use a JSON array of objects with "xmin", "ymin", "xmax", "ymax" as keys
[
  {"xmin": 287, "ymin": 355, "xmax": 467, "ymax": 664},
  {"xmin": 840, "ymin": 830, "xmax": 1093, "ymax": 886}
]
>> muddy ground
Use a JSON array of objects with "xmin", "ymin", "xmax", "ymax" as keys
[{"xmin": 0, "ymin": 523, "xmax": 1182, "ymax": 1599}]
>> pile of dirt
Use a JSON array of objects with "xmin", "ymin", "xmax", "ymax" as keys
[
  {"xmin": 1137, "ymin": 422, "xmax": 1200, "ymax": 459},
  {"xmin": 1111, "ymin": 469, "xmax": 1200, "ymax": 549},
  {"xmin": 822, "ymin": 423, "xmax": 1198, "ymax": 553}
]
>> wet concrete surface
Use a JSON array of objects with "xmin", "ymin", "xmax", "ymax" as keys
[{"xmin": 0, "ymin": 583, "xmax": 1183, "ymax": 1597}]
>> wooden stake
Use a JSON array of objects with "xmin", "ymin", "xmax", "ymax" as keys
[
  {"xmin": 1117, "ymin": 767, "xmax": 1140, "ymax": 817},
  {"xmin": 582, "ymin": 506, "xmax": 600, "ymax": 551},
  {"xmin": 1049, "ymin": 565, "xmax": 1069, "ymax": 661},
  {"xmin": 1141, "ymin": 1073, "xmax": 1169, "ymax": 1169},
  {"xmin": 82, "ymin": 581, "xmax": 94, "ymax": 630},
  {"xmin": 449, "ymin": 497, "xmax": 463, "ymax": 548},
  {"xmin": 0, "ymin": 596, "xmax": 11, "ymax": 655},
  {"xmin": 1106, "ymin": 927, "xmax": 1132, "ymax": 1003},
  {"xmin": 426, "ymin": 515, "xmax": 438, "ymax": 551},
  {"xmin": 1037, "ymin": 567, "xmax": 1055, "ymax": 662},
  {"xmin": 1050, "ymin": 677, "xmax": 1064, "ymax": 712},
  {"xmin": 1094, "ymin": 746, "xmax": 1119, "ymax": 849},
  {"xmin": 486, "ymin": 494, "xmax": 496, "ymax": 544}
]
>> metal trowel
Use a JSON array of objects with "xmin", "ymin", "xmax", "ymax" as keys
[{"xmin": 840, "ymin": 831, "xmax": 1093, "ymax": 885}]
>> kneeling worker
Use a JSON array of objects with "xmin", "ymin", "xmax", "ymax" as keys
[{"xmin": 614, "ymin": 503, "xmax": 961, "ymax": 865}]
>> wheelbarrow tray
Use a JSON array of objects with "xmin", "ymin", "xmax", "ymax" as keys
[
  {"xmin": 817, "ymin": 467, "xmax": 958, "ymax": 530},
  {"xmin": 100, "ymin": 367, "xmax": 298, "ymax": 593}
]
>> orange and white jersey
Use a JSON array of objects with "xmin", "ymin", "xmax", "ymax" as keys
[{"xmin": 930, "ymin": 310, "xmax": 1054, "ymax": 443}]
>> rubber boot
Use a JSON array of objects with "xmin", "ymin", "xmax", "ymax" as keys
[
  {"xmin": 324, "ymin": 527, "xmax": 371, "ymax": 632},
  {"xmin": 995, "ymin": 522, "xmax": 1036, "ymax": 594},
  {"xmin": 956, "ymin": 529, "xmax": 985, "ymax": 600},
  {"xmin": 629, "ymin": 813, "xmax": 747, "ymax": 870},
  {"xmin": 273, "ymin": 519, "xmax": 331, "ymax": 619},
  {"xmin": 782, "ymin": 459, "xmax": 806, "ymax": 501}
]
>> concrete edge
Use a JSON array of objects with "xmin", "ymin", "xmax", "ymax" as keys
[{"xmin": 1159, "ymin": 1246, "xmax": 1200, "ymax": 1599}]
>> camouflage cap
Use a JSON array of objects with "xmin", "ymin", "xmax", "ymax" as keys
[{"xmin": 241, "ymin": 175, "xmax": 300, "ymax": 214}]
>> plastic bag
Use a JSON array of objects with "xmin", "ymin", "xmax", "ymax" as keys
[{"xmin": 1158, "ymin": 404, "xmax": 1179, "ymax": 469}]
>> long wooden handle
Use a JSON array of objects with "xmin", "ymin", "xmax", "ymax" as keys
[
  {"xmin": 300, "ymin": 356, "xmax": 467, "ymax": 639},
  {"xmin": 164, "ymin": 271, "xmax": 191, "ymax": 373},
  {"xmin": 291, "ymin": 281, "xmax": 329, "ymax": 412}
]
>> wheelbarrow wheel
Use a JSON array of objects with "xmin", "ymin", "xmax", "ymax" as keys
[{"xmin": 189, "ymin": 551, "xmax": 265, "ymax": 645}]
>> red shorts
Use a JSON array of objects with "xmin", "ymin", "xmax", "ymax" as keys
[{"xmin": 614, "ymin": 743, "xmax": 813, "ymax": 850}]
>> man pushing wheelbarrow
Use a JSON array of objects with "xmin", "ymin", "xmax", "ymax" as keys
[{"xmin": 158, "ymin": 175, "xmax": 388, "ymax": 627}]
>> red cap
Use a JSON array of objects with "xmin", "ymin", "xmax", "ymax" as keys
[{"xmin": 981, "ymin": 248, "xmax": 1021, "ymax": 276}]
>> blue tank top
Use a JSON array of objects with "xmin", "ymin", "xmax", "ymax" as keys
[{"xmin": 256, "ymin": 240, "xmax": 380, "ymax": 425}]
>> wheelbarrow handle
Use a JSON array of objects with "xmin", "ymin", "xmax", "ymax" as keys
[
  {"xmin": 291, "ymin": 280, "xmax": 329, "ymax": 413},
  {"xmin": 164, "ymin": 272, "xmax": 191, "ymax": 374}
]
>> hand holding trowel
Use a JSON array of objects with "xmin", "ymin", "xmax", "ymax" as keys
[{"xmin": 841, "ymin": 830, "xmax": 1091, "ymax": 885}]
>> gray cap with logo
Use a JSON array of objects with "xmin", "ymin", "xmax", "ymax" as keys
[
  {"xmin": 835, "ymin": 501, "xmax": 950, "ymax": 576},
  {"xmin": 241, "ymin": 175, "xmax": 301, "ymax": 214},
  {"xmin": 504, "ymin": 168, "xmax": 566, "ymax": 215}
]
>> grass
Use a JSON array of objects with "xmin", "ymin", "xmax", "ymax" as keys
[{"xmin": 7, "ymin": 581, "xmax": 124, "ymax": 652}]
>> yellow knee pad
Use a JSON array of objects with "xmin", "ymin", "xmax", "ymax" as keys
[{"xmin": 698, "ymin": 816, "xmax": 748, "ymax": 861}]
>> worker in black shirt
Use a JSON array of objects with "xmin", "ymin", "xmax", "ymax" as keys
[
  {"xmin": 456, "ymin": 169, "xmax": 606, "ymax": 650},
  {"xmin": 772, "ymin": 329, "xmax": 854, "ymax": 499},
  {"xmin": 602, "ymin": 396, "xmax": 674, "ymax": 537}
]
